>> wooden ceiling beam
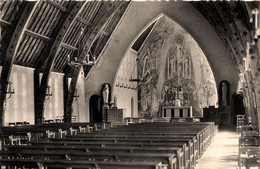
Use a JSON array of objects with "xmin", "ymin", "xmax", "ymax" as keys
[
  {"xmin": 76, "ymin": 16, "xmax": 91, "ymax": 26},
  {"xmin": 0, "ymin": 19, "xmax": 12, "ymax": 27},
  {"xmin": 45, "ymin": 0, "xmax": 67, "ymax": 12},
  {"xmin": 64, "ymin": 1, "xmax": 125, "ymax": 123},
  {"xmin": 100, "ymin": 30, "xmax": 109, "ymax": 36},
  {"xmin": 193, "ymin": 2, "xmax": 241, "ymax": 73},
  {"xmin": 24, "ymin": 29, "xmax": 51, "ymax": 42},
  {"xmin": 34, "ymin": 1, "xmax": 86, "ymax": 124},
  {"xmin": 61, "ymin": 42, "xmax": 78, "ymax": 51},
  {"xmin": 212, "ymin": 3, "xmax": 243, "ymax": 70},
  {"xmin": 0, "ymin": 1, "xmax": 38, "ymax": 126}
]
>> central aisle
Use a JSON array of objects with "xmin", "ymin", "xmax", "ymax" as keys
[{"xmin": 195, "ymin": 130, "xmax": 239, "ymax": 169}]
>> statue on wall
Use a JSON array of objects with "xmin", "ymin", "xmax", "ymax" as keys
[
  {"xmin": 102, "ymin": 83, "xmax": 110, "ymax": 108},
  {"xmin": 221, "ymin": 82, "xmax": 227, "ymax": 106}
]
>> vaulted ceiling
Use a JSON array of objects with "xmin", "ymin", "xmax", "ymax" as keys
[
  {"xmin": 1, "ymin": 1, "xmax": 257, "ymax": 77},
  {"xmin": 191, "ymin": 1, "xmax": 258, "ymax": 74},
  {"xmin": 0, "ymin": 0, "xmax": 130, "ymax": 124},
  {"xmin": 0, "ymin": 1, "xmax": 129, "ymax": 74}
]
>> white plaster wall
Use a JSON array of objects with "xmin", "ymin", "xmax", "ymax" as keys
[
  {"xmin": 72, "ymin": 70, "xmax": 86, "ymax": 122},
  {"xmin": 44, "ymin": 72, "xmax": 64, "ymax": 121},
  {"xmin": 4, "ymin": 65, "xmax": 34, "ymax": 126},
  {"xmin": 113, "ymin": 49, "xmax": 138, "ymax": 118}
]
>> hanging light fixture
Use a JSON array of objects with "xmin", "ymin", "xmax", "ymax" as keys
[{"xmin": 68, "ymin": 5, "xmax": 96, "ymax": 68}]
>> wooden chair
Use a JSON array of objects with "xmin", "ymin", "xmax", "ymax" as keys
[
  {"xmin": 15, "ymin": 122, "xmax": 23, "ymax": 126},
  {"xmin": 71, "ymin": 116, "xmax": 76, "ymax": 123},
  {"xmin": 69, "ymin": 127, "xmax": 77, "ymax": 135},
  {"xmin": 55, "ymin": 116, "xmax": 64, "ymax": 123},
  {"xmin": 9, "ymin": 135, "xmax": 20, "ymax": 145},
  {"xmin": 79, "ymin": 126, "xmax": 86, "ymax": 133},
  {"xmin": 58, "ymin": 129, "xmax": 67, "ymax": 138},
  {"xmin": 8, "ymin": 123, "xmax": 15, "ymax": 127},
  {"xmin": 46, "ymin": 130, "xmax": 56, "ymax": 138}
]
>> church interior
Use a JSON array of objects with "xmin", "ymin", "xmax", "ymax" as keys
[{"xmin": 0, "ymin": 0, "xmax": 260, "ymax": 168}]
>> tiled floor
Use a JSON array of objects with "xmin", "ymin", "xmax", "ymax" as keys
[{"xmin": 196, "ymin": 130, "xmax": 239, "ymax": 169}]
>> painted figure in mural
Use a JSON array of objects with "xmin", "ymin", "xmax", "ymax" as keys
[
  {"xmin": 102, "ymin": 84, "xmax": 109, "ymax": 105},
  {"xmin": 176, "ymin": 38, "xmax": 184, "ymax": 78},
  {"xmin": 221, "ymin": 82, "xmax": 227, "ymax": 106},
  {"xmin": 163, "ymin": 85, "xmax": 170, "ymax": 104},
  {"xmin": 207, "ymin": 83, "xmax": 216, "ymax": 106},
  {"xmin": 168, "ymin": 48, "xmax": 177, "ymax": 79},
  {"xmin": 167, "ymin": 37, "xmax": 185, "ymax": 81},
  {"xmin": 140, "ymin": 86, "xmax": 148, "ymax": 111},
  {"xmin": 184, "ymin": 51, "xmax": 191, "ymax": 78}
]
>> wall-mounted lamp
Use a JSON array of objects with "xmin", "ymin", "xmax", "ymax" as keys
[
  {"xmin": 4, "ymin": 81, "xmax": 15, "ymax": 99},
  {"xmin": 45, "ymin": 85, "xmax": 52, "ymax": 100},
  {"xmin": 73, "ymin": 88, "xmax": 80, "ymax": 100}
]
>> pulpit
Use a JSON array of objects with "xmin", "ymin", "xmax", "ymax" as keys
[{"xmin": 161, "ymin": 106, "xmax": 192, "ymax": 118}]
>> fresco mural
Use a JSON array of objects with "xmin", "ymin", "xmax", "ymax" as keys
[
  {"xmin": 137, "ymin": 17, "xmax": 173, "ymax": 118},
  {"xmin": 137, "ymin": 15, "xmax": 218, "ymax": 118}
]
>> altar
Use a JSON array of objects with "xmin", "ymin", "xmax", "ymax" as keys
[{"xmin": 161, "ymin": 106, "xmax": 192, "ymax": 118}]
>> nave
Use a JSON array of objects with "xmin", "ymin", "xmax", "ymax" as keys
[{"xmin": 1, "ymin": 1, "xmax": 260, "ymax": 168}]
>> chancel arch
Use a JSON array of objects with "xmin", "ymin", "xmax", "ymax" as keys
[
  {"xmin": 136, "ymin": 15, "xmax": 218, "ymax": 118},
  {"xmin": 85, "ymin": 2, "xmax": 238, "ymax": 124}
]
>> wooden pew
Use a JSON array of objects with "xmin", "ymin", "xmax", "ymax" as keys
[
  {"xmin": 88, "ymin": 126, "xmax": 206, "ymax": 157},
  {"xmin": 48, "ymin": 136, "xmax": 194, "ymax": 168},
  {"xmin": 0, "ymin": 159, "xmax": 167, "ymax": 169},
  {"xmin": 4, "ymin": 145, "xmax": 183, "ymax": 169},
  {"xmin": 69, "ymin": 132, "xmax": 199, "ymax": 165},
  {"xmin": 238, "ymin": 135, "xmax": 260, "ymax": 169},
  {"xmin": 1, "ymin": 122, "xmax": 214, "ymax": 169},
  {"xmin": 113, "ymin": 122, "xmax": 213, "ymax": 152},
  {"xmin": 0, "ymin": 151, "xmax": 176, "ymax": 168},
  {"xmin": 30, "ymin": 139, "xmax": 186, "ymax": 169}
]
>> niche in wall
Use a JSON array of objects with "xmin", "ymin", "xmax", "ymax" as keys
[{"xmin": 89, "ymin": 95, "xmax": 101, "ymax": 122}]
